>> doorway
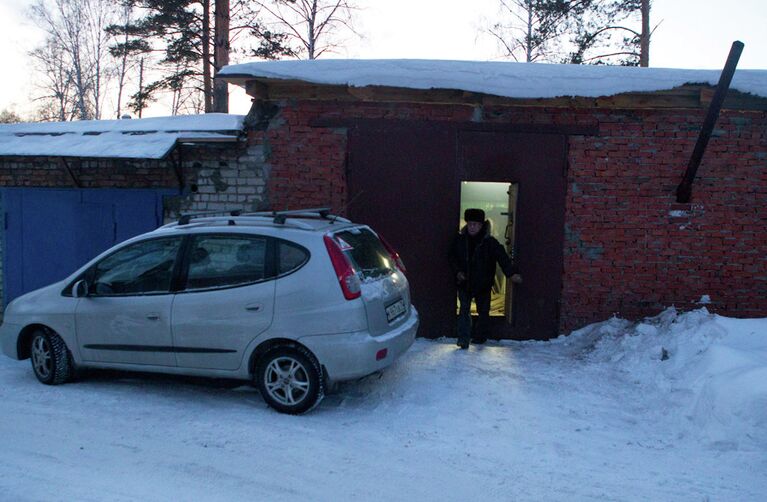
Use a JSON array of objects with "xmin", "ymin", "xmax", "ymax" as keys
[{"xmin": 457, "ymin": 181, "xmax": 519, "ymax": 322}]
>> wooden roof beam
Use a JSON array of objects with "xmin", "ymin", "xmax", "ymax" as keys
[{"xmin": 235, "ymin": 77, "xmax": 767, "ymax": 111}]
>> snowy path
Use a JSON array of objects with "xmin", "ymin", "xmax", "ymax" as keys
[{"xmin": 1, "ymin": 335, "xmax": 765, "ymax": 501}]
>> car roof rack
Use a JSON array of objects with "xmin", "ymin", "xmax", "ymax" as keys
[
  {"xmin": 168, "ymin": 207, "xmax": 350, "ymax": 229},
  {"xmin": 242, "ymin": 207, "xmax": 350, "ymax": 224},
  {"xmin": 177, "ymin": 210, "xmax": 242, "ymax": 226}
]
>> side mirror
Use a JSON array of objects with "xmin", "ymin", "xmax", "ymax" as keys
[{"xmin": 73, "ymin": 279, "xmax": 89, "ymax": 298}]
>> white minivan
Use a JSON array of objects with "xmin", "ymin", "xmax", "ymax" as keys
[{"xmin": 0, "ymin": 209, "xmax": 418, "ymax": 414}]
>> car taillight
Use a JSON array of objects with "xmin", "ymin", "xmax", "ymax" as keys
[
  {"xmin": 323, "ymin": 235, "xmax": 361, "ymax": 300},
  {"xmin": 379, "ymin": 235, "xmax": 406, "ymax": 275}
]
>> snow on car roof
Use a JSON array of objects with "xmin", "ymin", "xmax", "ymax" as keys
[
  {"xmin": 219, "ymin": 59, "xmax": 767, "ymax": 100},
  {"xmin": 0, "ymin": 113, "xmax": 245, "ymax": 160}
]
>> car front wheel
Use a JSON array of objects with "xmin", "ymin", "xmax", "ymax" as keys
[
  {"xmin": 30, "ymin": 329, "xmax": 72, "ymax": 385},
  {"xmin": 256, "ymin": 346, "xmax": 324, "ymax": 414}
]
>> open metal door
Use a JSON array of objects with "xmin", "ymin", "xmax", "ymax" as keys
[{"xmin": 504, "ymin": 183, "xmax": 518, "ymax": 324}]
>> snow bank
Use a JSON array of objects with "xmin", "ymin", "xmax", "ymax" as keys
[
  {"xmin": 219, "ymin": 59, "xmax": 767, "ymax": 100},
  {"xmin": 559, "ymin": 307, "xmax": 767, "ymax": 448}
]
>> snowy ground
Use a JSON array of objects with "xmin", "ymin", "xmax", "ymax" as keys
[{"xmin": 1, "ymin": 308, "xmax": 765, "ymax": 501}]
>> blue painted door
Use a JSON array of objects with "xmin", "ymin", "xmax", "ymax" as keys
[{"xmin": 2, "ymin": 188, "xmax": 176, "ymax": 305}]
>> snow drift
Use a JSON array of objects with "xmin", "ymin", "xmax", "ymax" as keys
[{"xmin": 559, "ymin": 307, "xmax": 767, "ymax": 449}]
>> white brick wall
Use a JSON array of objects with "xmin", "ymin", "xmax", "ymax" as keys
[{"xmin": 166, "ymin": 145, "xmax": 270, "ymax": 221}]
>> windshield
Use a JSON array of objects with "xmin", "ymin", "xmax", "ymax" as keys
[{"xmin": 333, "ymin": 228, "xmax": 393, "ymax": 279}]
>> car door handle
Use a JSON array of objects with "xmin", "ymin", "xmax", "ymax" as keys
[
  {"xmin": 146, "ymin": 313, "xmax": 161, "ymax": 321},
  {"xmin": 245, "ymin": 304, "xmax": 263, "ymax": 313}
]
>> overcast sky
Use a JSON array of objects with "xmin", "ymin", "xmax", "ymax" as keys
[{"xmin": 1, "ymin": 0, "xmax": 766, "ymax": 118}]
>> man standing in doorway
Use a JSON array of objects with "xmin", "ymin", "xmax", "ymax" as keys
[{"xmin": 449, "ymin": 208, "xmax": 521, "ymax": 349}]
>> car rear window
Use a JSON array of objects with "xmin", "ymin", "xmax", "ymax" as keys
[
  {"xmin": 278, "ymin": 240, "xmax": 309, "ymax": 274},
  {"xmin": 333, "ymin": 228, "xmax": 393, "ymax": 279}
]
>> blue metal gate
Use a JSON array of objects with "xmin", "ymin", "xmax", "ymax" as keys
[{"xmin": 2, "ymin": 188, "xmax": 176, "ymax": 305}]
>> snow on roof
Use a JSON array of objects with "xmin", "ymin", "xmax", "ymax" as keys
[
  {"xmin": 0, "ymin": 113, "xmax": 245, "ymax": 159},
  {"xmin": 219, "ymin": 59, "xmax": 767, "ymax": 100}
]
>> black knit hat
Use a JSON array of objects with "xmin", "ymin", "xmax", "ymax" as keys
[{"xmin": 464, "ymin": 208, "xmax": 485, "ymax": 223}]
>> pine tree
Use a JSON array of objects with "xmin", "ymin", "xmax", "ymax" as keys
[
  {"xmin": 119, "ymin": 0, "xmax": 293, "ymax": 114},
  {"xmin": 106, "ymin": 5, "xmax": 152, "ymax": 118},
  {"xmin": 119, "ymin": 0, "xmax": 201, "ymax": 114},
  {"xmin": 563, "ymin": 0, "xmax": 652, "ymax": 66},
  {"xmin": 487, "ymin": 0, "xmax": 653, "ymax": 67},
  {"xmin": 487, "ymin": 0, "xmax": 577, "ymax": 63}
]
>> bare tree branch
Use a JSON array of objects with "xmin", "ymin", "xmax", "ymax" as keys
[{"xmin": 254, "ymin": 0, "xmax": 358, "ymax": 59}]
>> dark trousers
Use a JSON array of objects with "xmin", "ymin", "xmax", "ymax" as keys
[{"xmin": 457, "ymin": 289, "xmax": 491, "ymax": 342}]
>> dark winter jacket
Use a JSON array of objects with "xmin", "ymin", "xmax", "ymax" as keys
[{"xmin": 449, "ymin": 222, "xmax": 517, "ymax": 295}]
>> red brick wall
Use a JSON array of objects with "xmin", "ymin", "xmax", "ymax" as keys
[
  {"xmin": 0, "ymin": 157, "xmax": 178, "ymax": 188},
  {"xmin": 253, "ymin": 100, "xmax": 767, "ymax": 332},
  {"xmin": 562, "ymin": 109, "xmax": 767, "ymax": 330},
  {"xmin": 249, "ymin": 109, "xmax": 349, "ymax": 214},
  {"xmin": 256, "ymin": 102, "xmax": 477, "ymax": 213}
]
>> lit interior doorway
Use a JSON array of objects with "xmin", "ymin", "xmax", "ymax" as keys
[{"xmin": 457, "ymin": 181, "xmax": 518, "ymax": 321}]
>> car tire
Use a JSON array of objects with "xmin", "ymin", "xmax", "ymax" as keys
[
  {"xmin": 256, "ymin": 346, "xmax": 324, "ymax": 414},
  {"xmin": 30, "ymin": 329, "xmax": 73, "ymax": 385}
]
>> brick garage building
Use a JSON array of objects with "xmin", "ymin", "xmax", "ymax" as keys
[
  {"xmin": 1, "ymin": 60, "xmax": 765, "ymax": 339},
  {"xmin": 217, "ymin": 60, "xmax": 767, "ymax": 339}
]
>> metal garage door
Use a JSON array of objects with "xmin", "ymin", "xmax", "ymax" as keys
[
  {"xmin": 347, "ymin": 123, "xmax": 567, "ymax": 340},
  {"xmin": 2, "ymin": 188, "xmax": 175, "ymax": 305}
]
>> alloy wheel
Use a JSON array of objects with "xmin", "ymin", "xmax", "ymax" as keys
[
  {"xmin": 31, "ymin": 335, "xmax": 52, "ymax": 380},
  {"xmin": 264, "ymin": 356, "xmax": 311, "ymax": 406}
]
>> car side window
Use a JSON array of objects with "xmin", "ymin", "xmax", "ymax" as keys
[
  {"xmin": 278, "ymin": 240, "xmax": 309, "ymax": 274},
  {"xmin": 90, "ymin": 238, "xmax": 181, "ymax": 296},
  {"xmin": 185, "ymin": 235, "xmax": 267, "ymax": 290}
]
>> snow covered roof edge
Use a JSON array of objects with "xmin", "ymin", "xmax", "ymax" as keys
[
  {"xmin": 0, "ymin": 113, "xmax": 245, "ymax": 135},
  {"xmin": 0, "ymin": 114, "xmax": 246, "ymax": 160},
  {"xmin": 219, "ymin": 59, "xmax": 767, "ymax": 100}
]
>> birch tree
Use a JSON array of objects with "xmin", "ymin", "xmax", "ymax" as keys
[
  {"xmin": 30, "ymin": 0, "xmax": 117, "ymax": 120},
  {"xmin": 84, "ymin": 0, "xmax": 113, "ymax": 118},
  {"xmin": 29, "ymin": 38, "xmax": 77, "ymax": 121},
  {"xmin": 253, "ymin": 0, "xmax": 358, "ymax": 59}
]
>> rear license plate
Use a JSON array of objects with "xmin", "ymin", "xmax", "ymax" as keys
[{"xmin": 385, "ymin": 299, "xmax": 406, "ymax": 322}]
